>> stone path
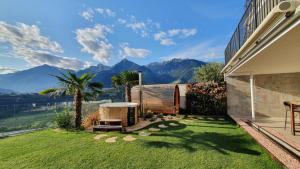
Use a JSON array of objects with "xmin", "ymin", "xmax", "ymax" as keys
[
  {"xmin": 139, "ymin": 131, "xmax": 151, "ymax": 136},
  {"xmin": 158, "ymin": 124, "xmax": 168, "ymax": 128},
  {"xmin": 125, "ymin": 118, "xmax": 162, "ymax": 132},
  {"xmin": 181, "ymin": 120, "xmax": 193, "ymax": 124},
  {"xmin": 105, "ymin": 137, "xmax": 118, "ymax": 143},
  {"xmin": 148, "ymin": 127, "xmax": 161, "ymax": 132},
  {"xmin": 169, "ymin": 123, "xmax": 179, "ymax": 127},
  {"xmin": 94, "ymin": 134, "xmax": 108, "ymax": 140},
  {"xmin": 98, "ymin": 121, "xmax": 182, "ymax": 144},
  {"xmin": 123, "ymin": 135, "xmax": 136, "ymax": 142}
]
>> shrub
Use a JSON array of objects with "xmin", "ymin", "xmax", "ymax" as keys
[
  {"xmin": 157, "ymin": 113, "xmax": 164, "ymax": 118},
  {"xmin": 186, "ymin": 82, "xmax": 226, "ymax": 116},
  {"xmin": 144, "ymin": 112, "xmax": 154, "ymax": 119},
  {"xmin": 55, "ymin": 110, "xmax": 73, "ymax": 129},
  {"xmin": 194, "ymin": 63, "xmax": 224, "ymax": 83},
  {"xmin": 179, "ymin": 108, "xmax": 187, "ymax": 115},
  {"xmin": 82, "ymin": 112, "xmax": 99, "ymax": 129},
  {"xmin": 149, "ymin": 117, "xmax": 157, "ymax": 122}
]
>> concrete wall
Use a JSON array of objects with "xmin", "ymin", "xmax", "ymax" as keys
[{"xmin": 227, "ymin": 73, "xmax": 300, "ymax": 118}]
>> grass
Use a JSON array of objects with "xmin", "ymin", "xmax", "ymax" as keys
[{"xmin": 0, "ymin": 116, "xmax": 282, "ymax": 169}]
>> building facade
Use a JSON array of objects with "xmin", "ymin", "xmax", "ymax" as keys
[{"xmin": 223, "ymin": 0, "xmax": 300, "ymax": 155}]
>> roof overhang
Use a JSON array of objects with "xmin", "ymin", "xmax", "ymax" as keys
[{"xmin": 226, "ymin": 18, "xmax": 300, "ymax": 76}]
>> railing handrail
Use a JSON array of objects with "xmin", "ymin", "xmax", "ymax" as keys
[{"xmin": 225, "ymin": 0, "xmax": 284, "ymax": 65}]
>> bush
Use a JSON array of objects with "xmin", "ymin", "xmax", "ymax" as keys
[
  {"xmin": 186, "ymin": 83, "xmax": 226, "ymax": 116},
  {"xmin": 55, "ymin": 110, "xmax": 73, "ymax": 129},
  {"xmin": 157, "ymin": 113, "xmax": 164, "ymax": 118},
  {"xmin": 194, "ymin": 63, "xmax": 224, "ymax": 83},
  {"xmin": 82, "ymin": 112, "xmax": 99, "ymax": 129},
  {"xmin": 179, "ymin": 108, "xmax": 187, "ymax": 115},
  {"xmin": 144, "ymin": 112, "xmax": 154, "ymax": 119}
]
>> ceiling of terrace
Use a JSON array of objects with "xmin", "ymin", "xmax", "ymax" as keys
[{"xmin": 229, "ymin": 19, "xmax": 300, "ymax": 76}]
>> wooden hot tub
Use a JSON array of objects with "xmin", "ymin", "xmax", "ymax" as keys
[{"xmin": 99, "ymin": 102, "xmax": 138, "ymax": 127}]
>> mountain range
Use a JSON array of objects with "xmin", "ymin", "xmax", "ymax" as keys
[{"xmin": 0, "ymin": 59, "xmax": 205, "ymax": 93}]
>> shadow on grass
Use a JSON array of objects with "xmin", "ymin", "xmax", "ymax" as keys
[
  {"xmin": 185, "ymin": 124, "xmax": 237, "ymax": 129},
  {"xmin": 142, "ymin": 120, "xmax": 188, "ymax": 131},
  {"xmin": 0, "ymin": 136, "xmax": 8, "ymax": 139},
  {"xmin": 145, "ymin": 131, "xmax": 260, "ymax": 155}
]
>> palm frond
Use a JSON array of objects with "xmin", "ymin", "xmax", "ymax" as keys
[
  {"xmin": 50, "ymin": 74, "xmax": 73, "ymax": 85},
  {"xmin": 67, "ymin": 71, "xmax": 81, "ymax": 85},
  {"xmin": 39, "ymin": 88, "xmax": 58, "ymax": 95},
  {"xmin": 112, "ymin": 74, "xmax": 123, "ymax": 88},
  {"xmin": 88, "ymin": 82, "xmax": 103, "ymax": 89}
]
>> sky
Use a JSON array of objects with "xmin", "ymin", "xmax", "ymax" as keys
[{"xmin": 0, "ymin": 0, "xmax": 245, "ymax": 73}]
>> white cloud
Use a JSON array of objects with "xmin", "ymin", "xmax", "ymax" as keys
[
  {"xmin": 16, "ymin": 49, "xmax": 89, "ymax": 70},
  {"xmin": 95, "ymin": 8, "xmax": 116, "ymax": 17},
  {"xmin": 80, "ymin": 8, "xmax": 115, "ymax": 21},
  {"xmin": 0, "ymin": 66, "xmax": 17, "ymax": 74},
  {"xmin": 76, "ymin": 24, "xmax": 113, "ymax": 64},
  {"xmin": 168, "ymin": 28, "xmax": 197, "ymax": 37},
  {"xmin": 120, "ymin": 43, "xmax": 151, "ymax": 58},
  {"xmin": 146, "ymin": 19, "xmax": 160, "ymax": 29},
  {"xmin": 126, "ymin": 21, "xmax": 148, "ymax": 37},
  {"xmin": 0, "ymin": 22, "xmax": 88, "ymax": 70},
  {"xmin": 160, "ymin": 38, "xmax": 175, "ymax": 46},
  {"xmin": 80, "ymin": 8, "xmax": 94, "ymax": 21},
  {"xmin": 154, "ymin": 28, "xmax": 197, "ymax": 46},
  {"xmin": 117, "ymin": 18, "xmax": 127, "ymax": 24},
  {"xmin": 161, "ymin": 41, "xmax": 224, "ymax": 62},
  {"xmin": 126, "ymin": 22, "xmax": 146, "ymax": 31},
  {"xmin": 154, "ymin": 31, "xmax": 166, "ymax": 40},
  {"xmin": 118, "ymin": 16, "xmax": 149, "ymax": 37}
]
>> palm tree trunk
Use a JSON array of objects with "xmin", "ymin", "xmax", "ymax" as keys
[
  {"xmin": 126, "ymin": 85, "xmax": 131, "ymax": 102},
  {"xmin": 124, "ymin": 86, "xmax": 128, "ymax": 102},
  {"xmin": 74, "ymin": 90, "xmax": 82, "ymax": 129}
]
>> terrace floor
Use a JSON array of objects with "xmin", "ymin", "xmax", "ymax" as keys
[
  {"xmin": 229, "ymin": 113, "xmax": 300, "ymax": 169},
  {"xmin": 232, "ymin": 114, "xmax": 300, "ymax": 150},
  {"xmin": 255, "ymin": 117, "xmax": 300, "ymax": 148}
]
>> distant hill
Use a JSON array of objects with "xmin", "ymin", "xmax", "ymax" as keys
[
  {"xmin": 0, "ymin": 88, "xmax": 15, "ymax": 94},
  {"xmin": 92, "ymin": 59, "xmax": 171, "ymax": 87},
  {"xmin": 0, "ymin": 65, "xmax": 72, "ymax": 93},
  {"xmin": 147, "ymin": 59, "xmax": 205, "ymax": 83},
  {"xmin": 0, "ymin": 59, "xmax": 205, "ymax": 93},
  {"xmin": 77, "ymin": 63, "xmax": 110, "ymax": 76}
]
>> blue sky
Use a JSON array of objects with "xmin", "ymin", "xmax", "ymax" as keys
[{"xmin": 0, "ymin": 0, "xmax": 244, "ymax": 73}]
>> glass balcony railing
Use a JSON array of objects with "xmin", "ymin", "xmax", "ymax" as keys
[{"xmin": 225, "ymin": 0, "xmax": 284, "ymax": 65}]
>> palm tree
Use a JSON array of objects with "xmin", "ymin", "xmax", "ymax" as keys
[
  {"xmin": 112, "ymin": 71, "xmax": 139, "ymax": 102},
  {"xmin": 39, "ymin": 72, "xmax": 103, "ymax": 129}
]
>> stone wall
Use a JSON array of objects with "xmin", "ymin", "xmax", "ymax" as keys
[{"xmin": 227, "ymin": 73, "xmax": 300, "ymax": 118}]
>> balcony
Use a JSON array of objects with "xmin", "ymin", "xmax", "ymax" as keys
[{"xmin": 225, "ymin": 0, "xmax": 285, "ymax": 65}]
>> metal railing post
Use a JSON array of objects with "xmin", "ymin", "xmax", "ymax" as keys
[{"xmin": 253, "ymin": 0, "xmax": 258, "ymax": 29}]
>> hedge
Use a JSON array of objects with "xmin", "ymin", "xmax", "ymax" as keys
[{"xmin": 186, "ymin": 83, "xmax": 227, "ymax": 116}]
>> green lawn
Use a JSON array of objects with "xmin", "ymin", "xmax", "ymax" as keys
[{"xmin": 0, "ymin": 116, "xmax": 281, "ymax": 169}]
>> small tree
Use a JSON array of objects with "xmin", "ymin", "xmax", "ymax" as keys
[
  {"xmin": 112, "ymin": 71, "xmax": 139, "ymax": 102},
  {"xmin": 39, "ymin": 72, "xmax": 103, "ymax": 129},
  {"xmin": 194, "ymin": 63, "xmax": 224, "ymax": 83}
]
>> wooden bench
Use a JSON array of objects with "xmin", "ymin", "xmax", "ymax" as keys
[{"xmin": 93, "ymin": 119, "xmax": 123, "ymax": 132}]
